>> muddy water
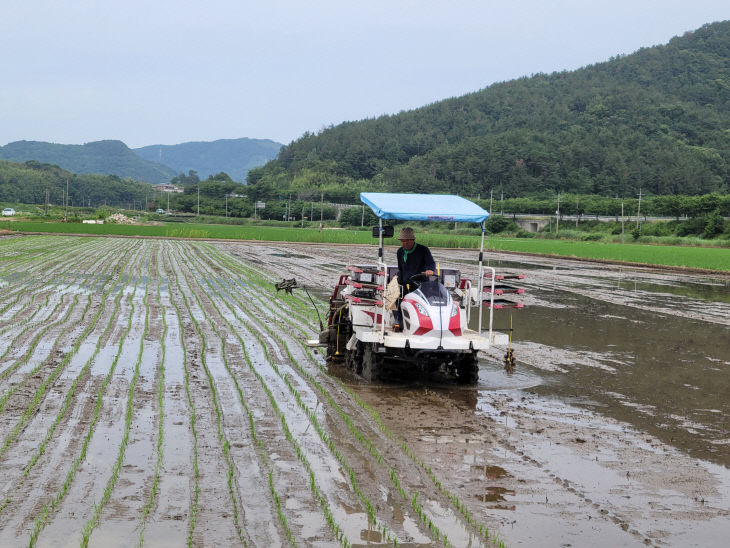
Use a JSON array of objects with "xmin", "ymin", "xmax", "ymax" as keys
[
  {"xmin": 240, "ymin": 241, "xmax": 730, "ymax": 546},
  {"xmin": 505, "ymin": 270, "xmax": 730, "ymax": 466}
]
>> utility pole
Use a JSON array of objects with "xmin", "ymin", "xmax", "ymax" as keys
[
  {"xmin": 576, "ymin": 196, "xmax": 579, "ymax": 228},
  {"xmin": 500, "ymin": 190, "xmax": 504, "ymax": 216},
  {"xmin": 45, "ymin": 189, "xmax": 49, "ymax": 216},
  {"xmin": 636, "ymin": 187, "xmax": 643, "ymax": 229},
  {"xmin": 621, "ymin": 200, "xmax": 625, "ymax": 244},
  {"xmin": 287, "ymin": 194, "xmax": 291, "ymax": 222},
  {"xmin": 555, "ymin": 192, "xmax": 561, "ymax": 235},
  {"xmin": 64, "ymin": 179, "xmax": 69, "ymax": 222},
  {"xmin": 301, "ymin": 204, "xmax": 305, "ymax": 227},
  {"xmin": 197, "ymin": 185, "xmax": 200, "ymax": 217},
  {"xmin": 225, "ymin": 194, "xmax": 228, "ymax": 218},
  {"xmin": 489, "ymin": 189, "xmax": 493, "ymax": 217},
  {"xmin": 361, "ymin": 204, "xmax": 365, "ymax": 227},
  {"xmin": 167, "ymin": 192, "xmax": 170, "ymax": 214},
  {"xmin": 319, "ymin": 192, "xmax": 323, "ymax": 229}
]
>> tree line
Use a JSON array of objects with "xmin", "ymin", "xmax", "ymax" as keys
[{"xmin": 247, "ymin": 21, "xmax": 730, "ymax": 202}]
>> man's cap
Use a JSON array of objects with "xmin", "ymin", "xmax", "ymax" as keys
[{"xmin": 398, "ymin": 227, "xmax": 415, "ymax": 240}]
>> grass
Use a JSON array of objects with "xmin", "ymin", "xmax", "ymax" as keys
[
  {"xmin": 3, "ymin": 220, "xmax": 729, "ymax": 271},
  {"xmin": 485, "ymin": 238, "xmax": 730, "ymax": 271}
]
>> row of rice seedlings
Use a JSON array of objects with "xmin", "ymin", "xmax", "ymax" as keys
[
  {"xmin": 0, "ymin": 237, "xmax": 111, "ymax": 334},
  {"xmin": 176, "ymin": 244, "xmax": 351, "ymax": 547},
  {"xmin": 80, "ymin": 242, "xmax": 154, "ymax": 546},
  {"xmin": 0, "ymin": 241, "xmax": 137, "ymax": 516},
  {"xmin": 293, "ymin": 308, "xmax": 503, "ymax": 546},
  {"xmin": 136, "ymin": 244, "xmax": 167, "ymax": 547},
  {"xmin": 206, "ymin": 273, "xmax": 404, "ymax": 545},
  {"xmin": 165, "ymin": 246, "xmax": 241, "ymax": 545},
  {"xmin": 276, "ymin": 296, "xmax": 506, "ymax": 547},
  {"xmin": 0, "ymin": 293, "xmax": 54, "ymax": 370},
  {"xmin": 0, "ymin": 240, "xmax": 128, "ymax": 457},
  {"xmin": 0, "ymin": 293, "xmax": 68, "ymax": 385},
  {"xmin": 28, "ymin": 242, "xmax": 145, "ymax": 546},
  {"xmin": 188, "ymin": 243, "xmax": 393, "ymax": 546},
  {"xmin": 160, "ymin": 246, "xmax": 201, "ymax": 547},
  {"xmin": 0, "ymin": 241, "xmax": 105, "ymax": 385},
  {"xmin": 167, "ymin": 244, "xmax": 296, "ymax": 545},
  {"xmin": 0, "ymin": 236, "xmax": 90, "ymax": 274},
  {"xmin": 0, "ymin": 237, "xmax": 100, "ymax": 306},
  {"xmin": 206, "ymin": 247, "xmax": 490, "ymax": 547},
  {"xmin": 20, "ymin": 252, "xmax": 129, "ymax": 479}
]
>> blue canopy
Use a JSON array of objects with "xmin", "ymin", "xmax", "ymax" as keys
[{"xmin": 360, "ymin": 192, "xmax": 489, "ymax": 224}]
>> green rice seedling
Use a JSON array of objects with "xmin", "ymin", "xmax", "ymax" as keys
[
  {"xmin": 28, "ymin": 244, "xmax": 144, "ymax": 546},
  {"xmin": 174, "ymin": 245, "xmax": 353, "ymax": 547},
  {"xmin": 137, "ymin": 244, "xmax": 167, "ymax": 547},
  {"xmin": 224, "ymin": 266, "xmax": 505, "ymax": 547},
  {"xmin": 187, "ymin": 245, "xmax": 403, "ymax": 546},
  {"xmin": 81, "ymin": 242, "xmax": 155, "ymax": 545},
  {"xmin": 166, "ymin": 248, "xmax": 247, "ymax": 545},
  {"xmin": 162, "ymin": 249, "xmax": 201, "ymax": 548}
]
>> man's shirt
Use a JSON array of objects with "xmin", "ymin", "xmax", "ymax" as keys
[{"xmin": 396, "ymin": 243, "xmax": 435, "ymax": 287}]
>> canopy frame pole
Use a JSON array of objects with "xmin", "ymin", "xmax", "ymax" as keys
[
  {"xmin": 477, "ymin": 222, "xmax": 494, "ymax": 342},
  {"xmin": 478, "ymin": 223, "xmax": 484, "ymax": 336},
  {"xmin": 377, "ymin": 218, "xmax": 386, "ymax": 339}
]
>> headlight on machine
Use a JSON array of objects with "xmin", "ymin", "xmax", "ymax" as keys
[{"xmin": 415, "ymin": 302, "xmax": 429, "ymax": 316}]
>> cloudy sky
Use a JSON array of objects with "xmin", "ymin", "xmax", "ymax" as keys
[{"xmin": 1, "ymin": 1, "xmax": 727, "ymax": 148}]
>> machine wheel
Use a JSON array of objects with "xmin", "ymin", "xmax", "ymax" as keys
[
  {"xmin": 345, "ymin": 340, "xmax": 363, "ymax": 374},
  {"xmin": 326, "ymin": 315, "xmax": 351, "ymax": 361},
  {"xmin": 361, "ymin": 343, "xmax": 383, "ymax": 382},
  {"xmin": 456, "ymin": 351, "xmax": 479, "ymax": 385}
]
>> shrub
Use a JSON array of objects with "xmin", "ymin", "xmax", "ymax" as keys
[
  {"xmin": 677, "ymin": 216, "xmax": 707, "ymax": 237},
  {"xmin": 582, "ymin": 233, "xmax": 604, "ymax": 241},
  {"xmin": 703, "ymin": 210, "xmax": 725, "ymax": 239}
]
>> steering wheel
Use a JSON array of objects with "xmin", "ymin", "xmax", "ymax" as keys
[
  {"xmin": 408, "ymin": 273, "xmax": 430, "ymax": 284},
  {"xmin": 404, "ymin": 272, "xmax": 434, "ymax": 292}
]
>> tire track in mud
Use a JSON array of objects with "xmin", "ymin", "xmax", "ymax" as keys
[{"xmin": 203, "ymin": 243, "xmax": 500, "ymax": 547}]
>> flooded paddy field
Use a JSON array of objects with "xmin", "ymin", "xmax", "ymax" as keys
[{"xmin": 0, "ymin": 235, "xmax": 728, "ymax": 547}]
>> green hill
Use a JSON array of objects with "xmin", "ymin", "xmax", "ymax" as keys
[
  {"xmin": 0, "ymin": 140, "xmax": 176, "ymax": 184},
  {"xmin": 248, "ymin": 21, "xmax": 730, "ymax": 202},
  {"xmin": 0, "ymin": 160, "xmax": 155, "ymax": 208},
  {"xmin": 133, "ymin": 138, "xmax": 282, "ymax": 182}
]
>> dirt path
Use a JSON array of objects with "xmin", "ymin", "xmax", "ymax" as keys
[{"xmin": 0, "ymin": 235, "xmax": 727, "ymax": 547}]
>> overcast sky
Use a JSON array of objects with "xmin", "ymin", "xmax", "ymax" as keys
[{"xmin": 1, "ymin": 1, "xmax": 727, "ymax": 149}]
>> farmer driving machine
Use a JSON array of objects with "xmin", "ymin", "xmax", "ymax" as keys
[{"xmin": 311, "ymin": 193, "xmax": 524, "ymax": 384}]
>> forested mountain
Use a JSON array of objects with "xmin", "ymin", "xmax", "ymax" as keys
[
  {"xmin": 0, "ymin": 160, "xmax": 153, "ymax": 208},
  {"xmin": 0, "ymin": 140, "xmax": 176, "ymax": 184},
  {"xmin": 133, "ymin": 138, "xmax": 282, "ymax": 183},
  {"xmin": 248, "ymin": 21, "xmax": 730, "ymax": 202}
]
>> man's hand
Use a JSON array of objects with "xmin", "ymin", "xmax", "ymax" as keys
[{"xmin": 424, "ymin": 270, "xmax": 434, "ymax": 276}]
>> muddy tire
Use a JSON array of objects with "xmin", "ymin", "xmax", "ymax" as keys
[
  {"xmin": 345, "ymin": 340, "xmax": 363, "ymax": 374},
  {"xmin": 456, "ymin": 351, "xmax": 479, "ymax": 385},
  {"xmin": 361, "ymin": 343, "xmax": 383, "ymax": 382}
]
